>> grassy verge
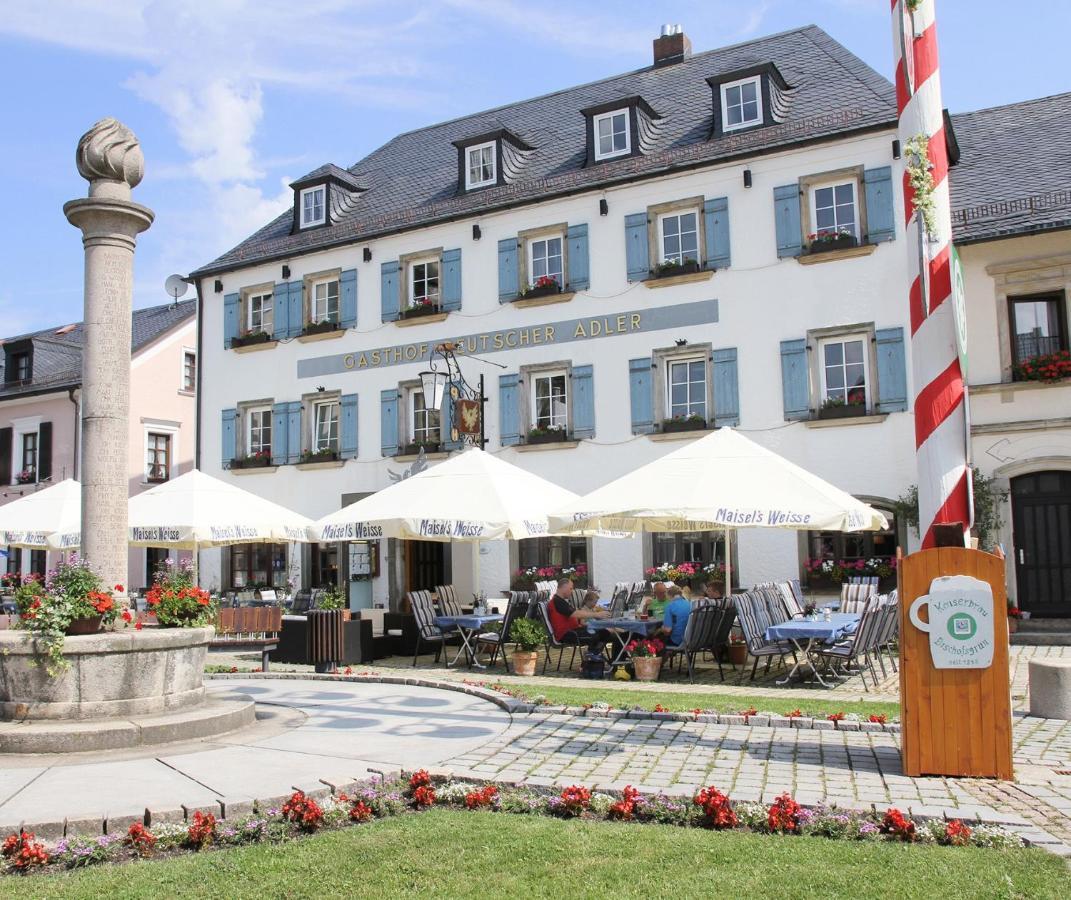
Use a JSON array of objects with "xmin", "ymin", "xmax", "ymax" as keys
[
  {"xmin": 490, "ymin": 681, "xmax": 902, "ymax": 721},
  {"xmin": 10, "ymin": 809, "xmax": 1066, "ymax": 899}
]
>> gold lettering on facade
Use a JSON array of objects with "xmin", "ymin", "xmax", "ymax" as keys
[
  {"xmin": 590, "ymin": 319, "xmax": 601, "ymax": 337},
  {"xmin": 344, "ymin": 354, "xmax": 355, "ymax": 369},
  {"xmin": 545, "ymin": 326, "xmax": 555, "ymax": 341},
  {"xmin": 493, "ymin": 333, "xmax": 504, "ymax": 349},
  {"xmin": 505, "ymin": 331, "xmax": 518, "ymax": 347},
  {"xmin": 404, "ymin": 344, "xmax": 418, "ymax": 360},
  {"xmin": 519, "ymin": 329, "xmax": 530, "ymax": 346},
  {"xmin": 631, "ymin": 314, "xmax": 642, "ymax": 329},
  {"xmin": 574, "ymin": 322, "xmax": 586, "ymax": 338}
]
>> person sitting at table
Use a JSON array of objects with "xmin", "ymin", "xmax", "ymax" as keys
[
  {"xmin": 547, "ymin": 577, "xmax": 614, "ymax": 656},
  {"xmin": 658, "ymin": 585, "xmax": 692, "ymax": 647},
  {"xmin": 643, "ymin": 581, "xmax": 670, "ymax": 618},
  {"xmin": 701, "ymin": 580, "xmax": 724, "ymax": 602}
]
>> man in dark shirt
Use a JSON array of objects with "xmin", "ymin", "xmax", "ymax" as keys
[{"xmin": 546, "ymin": 577, "xmax": 613, "ymax": 655}]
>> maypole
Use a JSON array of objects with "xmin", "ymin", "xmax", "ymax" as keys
[{"xmin": 891, "ymin": 0, "xmax": 971, "ymax": 547}]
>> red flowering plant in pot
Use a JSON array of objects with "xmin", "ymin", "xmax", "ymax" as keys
[
  {"xmin": 627, "ymin": 636, "xmax": 664, "ymax": 681},
  {"xmin": 13, "ymin": 558, "xmax": 120, "ymax": 676},
  {"xmin": 146, "ymin": 558, "xmax": 216, "ymax": 627}
]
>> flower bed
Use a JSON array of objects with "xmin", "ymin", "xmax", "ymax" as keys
[{"xmin": 0, "ymin": 775, "xmax": 1025, "ymax": 876}]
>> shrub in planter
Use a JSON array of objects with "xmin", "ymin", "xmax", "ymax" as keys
[
  {"xmin": 399, "ymin": 298, "xmax": 441, "ymax": 320},
  {"xmin": 509, "ymin": 618, "xmax": 547, "ymax": 676},
  {"xmin": 146, "ymin": 559, "xmax": 215, "ymax": 627},
  {"xmin": 519, "ymin": 275, "xmax": 562, "ymax": 299},
  {"xmin": 806, "ymin": 229, "xmax": 857, "ymax": 254},
  {"xmin": 661, "ymin": 414, "xmax": 707, "ymax": 433},
  {"xmin": 230, "ymin": 330, "xmax": 272, "ymax": 349},
  {"xmin": 302, "ymin": 319, "xmax": 340, "ymax": 336},
  {"xmin": 526, "ymin": 425, "xmax": 569, "ymax": 444},
  {"xmin": 651, "ymin": 258, "xmax": 701, "ymax": 278}
]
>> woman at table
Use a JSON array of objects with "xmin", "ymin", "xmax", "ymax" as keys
[{"xmin": 547, "ymin": 577, "xmax": 614, "ymax": 656}]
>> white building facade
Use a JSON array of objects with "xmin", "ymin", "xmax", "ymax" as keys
[{"xmin": 191, "ymin": 27, "xmax": 916, "ymax": 605}]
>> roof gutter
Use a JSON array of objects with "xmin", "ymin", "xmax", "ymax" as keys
[
  {"xmin": 192, "ymin": 277, "xmax": 204, "ymax": 471},
  {"xmin": 68, "ymin": 387, "xmax": 80, "ymax": 481}
]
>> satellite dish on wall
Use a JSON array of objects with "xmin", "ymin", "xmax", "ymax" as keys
[{"xmin": 164, "ymin": 274, "xmax": 189, "ymax": 306}]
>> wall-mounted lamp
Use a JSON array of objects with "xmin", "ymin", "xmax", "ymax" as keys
[
  {"xmin": 363, "ymin": 247, "xmax": 372, "ymax": 262},
  {"xmin": 282, "ymin": 264, "xmax": 291, "ymax": 280},
  {"xmin": 472, "ymin": 223, "xmax": 482, "ymax": 240},
  {"xmin": 599, "ymin": 198, "xmax": 609, "ymax": 216},
  {"xmin": 743, "ymin": 169, "xmax": 753, "ymax": 189},
  {"xmin": 892, "ymin": 139, "xmax": 901, "ymax": 160},
  {"xmin": 213, "ymin": 279, "xmax": 223, "ymax": 293}
]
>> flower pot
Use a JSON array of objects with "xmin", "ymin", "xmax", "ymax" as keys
[
  {"xmin": 65, "ymin": 615, "xmax": 103, "ymax": 636},
  {"xmin": 652, "ymin": 259, "xmax": 701, "ymax": 278},
  {"xmin": 808, "ymin": 234, "xmax": 857, "ymax": 254},
  {"xmin": 632, "ymin": 656, "xmax": 662, "ymax": 682},
  {"xmin": 341, "ymin": 610, "xmax": 352, "ymax": 622},
  {"xmin": 817, "ymin": 403, "xmax": 866, "ymax": 420},
  {"xmin": 526, "ymin": 430, "xmax": 569, "ymax": 445},
  {"xmin": 302, "ymin": 320, "xmax": 340, "ymax": 336},
  {"xmin": 726, "ymin": 643, "xmax": 748, "ymax": 666},
  {"xmin": 230, "ymin": 331, "xmax": 272, "ymax": 349},
  {"xmin": 661, "ymin": 417, "xmax": 707, "ymax": 433},
  {"xmin": 511, "ymin": 650, "xmax": 539, "ymax": 677},
  {"xmin": 1008, "ymin": 618, "xmax": 1018, "ymax": 634},
  {"xmin": 399, "ymin": 303, "xmax": 441, "ymax": 320},
  {"xmin": 520, "ymin": 282, "xmax": 562, "ymax": 300}
]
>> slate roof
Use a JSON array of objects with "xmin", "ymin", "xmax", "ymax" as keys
[
  {"xmin": 949, "ymin": 92, "xmax": 1071, "ymax": 244},
  {"xmin": 0, "ymin": 300, "xmax": 196, "ymax": 400},
  {"xmin": 192, "ymin": 24, "xmax": 896, "ymax": 277}
]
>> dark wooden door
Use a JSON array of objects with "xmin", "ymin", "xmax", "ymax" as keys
[
  {"xmin": 406, "ymin": 540, "xmax": 446, "ymax": 592},
  {"xmin": 1012, "ymin": 471, "xmax": 1071, "ymax": 616}
]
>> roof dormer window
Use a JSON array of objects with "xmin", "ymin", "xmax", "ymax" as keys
[
  {"xmin": 593, "ymin": 108, "xmax": 631, "ymax": 160},
  {"xmin": 300, "ymin": 186, "xmax": 326, "ymax": 228},
  {"xmin": 720, "ymin": 75, "xmax": 762, "ymax": 131},
  {"xmin": 465, "ymin": 141, "xmax": 497, "ymax": 190}
]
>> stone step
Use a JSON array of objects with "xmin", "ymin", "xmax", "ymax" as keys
[
  {"xmin": 1016, "ymin": 618, "xmax": 1071, "ymax": 632},
  {"xmin": 1010, "ymin": 631, "xmax": 1071, "ymax": 646}
]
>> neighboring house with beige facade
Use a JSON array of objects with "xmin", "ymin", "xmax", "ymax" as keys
[{"xmin": 0, "ymin": 300, "xmax": 197, "ymax": 588}]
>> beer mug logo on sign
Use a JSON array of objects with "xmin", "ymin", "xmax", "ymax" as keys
[{"xmin": 908, "ymin": 575, "xmax": 995, "ymax": 670}]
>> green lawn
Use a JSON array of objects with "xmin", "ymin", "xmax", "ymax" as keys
[
  {"xmin": 501, "ymin": 681, "xmax": 902, "ymax": 721},
  {"xmin": 7, "ymin": 810, "xmax": 1066, "ymax": 899}
]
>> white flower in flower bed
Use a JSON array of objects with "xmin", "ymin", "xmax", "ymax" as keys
[
  {"xmin": 587, "ymin": 793, "xmax": 617, "ymax": 816},
  {"xmin": 436, "ymin": 782, "xmax": 480, "ymax": 804}
]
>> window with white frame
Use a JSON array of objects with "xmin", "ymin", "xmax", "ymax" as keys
[
  {"xmin": 720, "ymin": 76, "xmax": 762, "ymax": 130},
  {"xmin": 146, "ymin": 432, "xmax": 171, "ymax": 482},
  {"xmin": 465, "ymin": 141, "xmax": 496, "ymax": 189},
  {"xmin": 182, "ymin": 350, "xmax": 196, "ymax": 393},
  {"xmin": 593, "ymin": 109, "xmax": 630, "ymax": 160},
  {"xmin": 300, "ymin": 186, "xmax": 326, "ymax": 228},
  {"xmin": 248, "ymin": 291, "xmax": 273, "ymax": 333},
  {"xmin": 820, "ymin": 336, "xmax": 869, "ymax": 408},
  {"xmin": 247, "ymin": 407, "xmax": 272, "ymax": 457},
  {"xmin": 313, "ymin": 400, "xmax": 340, "ymax": 453},
  {"xmin": 409, "ymin": 259, "xmax": 440, "ymax": 306},
  {"xmin": 410, "ymin": 389, "xmax": 441, "ymax": 446},
  {"xmin": 19, "ymin": 432, "xmax": 37, "ymax": 481},
  {"xmin": 811, "ymin": 180, "xmax": 858, "ymax": 239},
  {"xmin": 311, "ymin": 278, "xmax": 339, "ymax": 324},
  {"xmin": 532, "ymin": 372, "xmax": 568, "ymax": 432},
  {"xmin": 528, "ymin": 235, "xmax": 563, "ymax": 286},
  {"xmin": 659, "ymin": 211, "xmax": 700, "ymax": 265},
  {"xmin": 667, "ymin": 358, "xmax": 706, "ymax": 421}
]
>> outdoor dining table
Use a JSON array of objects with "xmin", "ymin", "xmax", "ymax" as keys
[
  {"xmin": 764, "ymin": 613, "xmax": 860, "ymax": 687},
  {"xmin": 434, "ymin": 613, "xmax": 504, "ymax": 669},
  {"xmin": 587, "ymin": 616, "xmax": 663, "ymax": 666}
]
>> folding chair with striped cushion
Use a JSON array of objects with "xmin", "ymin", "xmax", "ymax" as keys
[
  {"xmin": 734, "ymin": 591, "xmax": 795, "ymax": 682},
  {"xmin": 840, "ymin": 580, "xmax": 877, "ymax": 614},
  {"xmin": 408, "ymin": 590, "xmax": 448, "ymax": 667},
  {"xmin": 435, "ymin": 585, "xmax": 463, "ymax": 616}
]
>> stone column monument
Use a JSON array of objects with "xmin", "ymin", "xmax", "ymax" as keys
[{"xmin": 64, "ymin": 119, "xmax": 154, "ymax": 591}]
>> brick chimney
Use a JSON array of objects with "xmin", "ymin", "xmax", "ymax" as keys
[{"xmin": 653, "ymin": 24, "xmax": 691, "ymax": 68}]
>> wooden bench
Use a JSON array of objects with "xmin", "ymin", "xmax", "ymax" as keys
[{"xmin": 211, "ymin": 607, "xmax": 282, "ymax": 671}]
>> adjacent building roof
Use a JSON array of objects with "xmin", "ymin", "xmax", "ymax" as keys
[
  {"xmin": 949, "ymin": 92, "xmax": 1071, "ymax": 244},
  {"xmin": 0, "ymin": 300, "xmax": 196, "ymax": 400},
  {"xmin": 192, "ymin": 24, "xmax": 896, "ymax": 277}
]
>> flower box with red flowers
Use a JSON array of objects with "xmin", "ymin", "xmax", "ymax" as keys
[
  {"xmin": 231, "ymin": 450, "xmax": 274, "ymax": 469},
  {"xmin": 1014, "ymin": 349, "xmax": 1071, "ymax": 383},
  {"xmin": 806, "ymin": 229, "xmax": 857, "ymax": 254},
  {"xmin": 399, "ymin": 297, "xmax": 441, "ymax": 320},
  {"xmin": 519, "ymin": 275, "xmax": 562, "ymax": 300},
  {"xmin": 817, "ymin": 392, "xmax": 867, "ymax": 420},
  {"xmin": 15, "ymin": 468, "xmax": 36, "ymax": 485},
  {"xmin": 230, "ymin": 329, "xmax": 272, "ymax": 349}
]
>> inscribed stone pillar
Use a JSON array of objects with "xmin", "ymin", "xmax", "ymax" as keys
[{"xmin": 64, "ymin": 119, "xmax": 154, "ymax": 591}]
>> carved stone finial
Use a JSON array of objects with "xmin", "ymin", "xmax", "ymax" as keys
[{"xmin": 75, "ymin": 118, "xmax": 144, "ymax": 192}]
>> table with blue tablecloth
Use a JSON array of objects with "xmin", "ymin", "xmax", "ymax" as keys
[
  {"xmin": 435, "ymin": 614, "xmax": 503, "ymax": 668},
  {"xmin": 764, "ymin": 614, "xmax": 860, "ymax": 686}
]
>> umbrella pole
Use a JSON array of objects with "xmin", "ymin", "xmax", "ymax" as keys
[
  {"xmin": 473, "ymin": 539, "xmax": 481, "ymax": 601},
  {"xmin": 192, "ymin": 540, "xmax": 199, "ymax": 589},
  {"xmin": 724, "ymin": 527, "xmax": 732, "ymax": 595}
]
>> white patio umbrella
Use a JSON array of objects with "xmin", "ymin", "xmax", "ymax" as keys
[
  {"xmin": 547, "ymin": 428, "xmax": 888, "ymax": 588},
  {"xmin": 0, "ymin": 479, "xmax": 82, "ymax": 550}
]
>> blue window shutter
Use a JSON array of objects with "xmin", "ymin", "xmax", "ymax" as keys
[
  {"xmin": 221, "ymin": 408, "xmax": 237, "ymax": 467},
  {"xmin": 624, "ymin": 212, "xmax": 649, "ymax": 282},
  {"xmin": 864, "ymin": 166, "xmax": 896, "ymax": 244},
  {"xmin": 442, "ymin": 383, "xmax": 462, "ymax": 450},
  {"xmin": 272, "ymin": 284, "xmax": 288, "ymax": 341},
  {"xmin": 704, "ymin": 197, "xmax": 731, "ymax": 270},
  {"xmin": 288, "ymin": 281, "xmax": 304, "ymax": 338},
  {"xmin": 340, "ymin": 268, "xmax": 357, "ymax": 328},
  {"xmin": 773, "ymin": 184, "xmax": 803, "ymax": 258},
  {"xmin": 712, "ymin": 348, "xmax": 740, "ymax": 427},
  {"xmin": 381, "ymin": 261, "xmax": 400, "ymax": 322},
  {"xmin": 340, "ymin": 393, "xmax": 359, "ymax": 459},
  {"xmin": 875, "ymin": 327, "xmax": 908, "ymax": 412},
  {"xmin": 441, "ymin": 248, "xmax": 462, "ymax": 311},
  {"xmin": 628, "ymin": 357, "xmax": 655, "ymax": 434},
  {"xmin": 223, "ymin": 293, "xmax": 239, "ymax": 348},
  {"xmin": 566, "ymin": 224, "xmax": 590, "ymax": 291},
  {"xmin": 571, "ymin": 364, "xmax": 595, "ymax": 439},
  {"xmin": 271, "ymin": 402, "xmax": 288, "ymax": 466},
  {"xmin": 380, "ymin": 388, "xmax": 399, "ymax": 456},
  {"xmin": 498, "ymin": 238, "xmax": 518, "ymax": 301},
  {"xmin": 780, "ymin": 339, "xmax": 810, "ymax": 420},
  {"xmin": 286, "ymin": 401, "xmax": 302, "ymax": 464},
  {"xmin": 499, "ymin": 374, "xmax": 521, "ymax": 446}
]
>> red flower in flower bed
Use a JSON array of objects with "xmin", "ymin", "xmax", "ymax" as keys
[
  {"xmin": 282, "ymin": 790, "xmax": 325, "ymax": 832},
  {"xmin": 653, "ymin": 703, "xmax": 670, "ymax": 713},
  {"xmin": 409, "ymin": 769, "xmax": 431, "ymax": 790},
  {"xmin": 412, "ymin": 785, "xmax": 437, "ymax": 808},
  {"xmin": 464, "ymin": 785, "xmax": 499, "ymax": 810},
  {"xmin": 608, "ymin": 786, "xmax": 641, "ymax": 821},
  {"xmin": 785, "ymin": 709, "xmax": 803, "ymax": 718},
  {"xmin": 88, "ymin": 591, "xmax": 114, "ymax": 614},
  {"xmin": 559, "ymin": 785, "xmax": 591, "ymax": 816},
  {"xmin": 881, "ymin": 807, "xmax": 916, "ymax": 842},
  {"xmin": 739, "ymin": 706, "xmax": 758, "ymax": 719},
  {"xmin": 694, "ymin": 786, "xmax": 738, "ymax": 829},
  {"xmin": 127, "ymin": 822, "xmax": 157, "ymax": 856},
  {"xmin": 187, "ymin": 811, "xmax": 217, "ymax": 848},
  {"xmin": 350, "ymin": 800, "xmax": 373, "ymax": 822},
  {"xmin": 827, "ymin": 712, "xmax": 845, "ymax": 723},
  {"xmin": 767, "ymin": 793, "xmax": 802, "ymax": 833},
  {"xmin": 2, "ymin": 830, "xmax": 50, "ymax": 871},
  {"xmin": 869, "ymin": 714, "xmax": 887, "ymax": 725},
  {"xmin": 944, "ymin": 819, "xmax": 972, "ymax": 846}
]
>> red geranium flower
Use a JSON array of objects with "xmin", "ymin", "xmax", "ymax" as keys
[
  {"xmin": 881, "ymin": 807, "xmax": 916, "ymax": 841},
  {"xmin": 767, "ymin": 793, "xmax": 802, "ymax": 833},
  {"xmin": 944, "ymin": 819, "xmax": 972, "ymax": 846},
  {"xmin": 695, "ymin": 786, "xmax": 738, "ymax": 829}
]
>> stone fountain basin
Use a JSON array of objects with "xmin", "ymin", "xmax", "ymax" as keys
[{"xmin": 0, "ymin": 626, "xmax": 213, "ymax": 720}]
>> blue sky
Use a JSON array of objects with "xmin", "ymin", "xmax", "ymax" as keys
[{"xmin": 2, "ymin": 0, "xmax": 1069, "ymax": 335}]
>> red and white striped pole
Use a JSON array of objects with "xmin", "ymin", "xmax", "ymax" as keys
[{"xmin": 891, "ymin": 0, "xmax": 971, "ymax": 548}]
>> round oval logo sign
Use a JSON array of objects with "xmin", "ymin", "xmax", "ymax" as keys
[{"xmin": 908, "ymin": 575, "xmax": 995, "ymax": 669}]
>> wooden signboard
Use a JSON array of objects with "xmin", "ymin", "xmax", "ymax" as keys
[{"xmin": 898, "ymin": 546, "xmax": 1013, "ymax": 779}]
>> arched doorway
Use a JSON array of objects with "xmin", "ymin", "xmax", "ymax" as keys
[{"xmin": 1011, "ymin": 471, "xmax": 1071, "ymax": 617}]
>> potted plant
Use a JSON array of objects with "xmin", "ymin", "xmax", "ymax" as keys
[
  {"xmin": 146, "ymin": 559, "xmax": 216, "ymax": 627},
  {"xmin": 1007, "ymin": 605, "xmax": 1022, "ymax": 634},
  {"xmin": 660, "ymin": 414, "xmax": 707, "ymax": 433},
  {"xmin": 318, "ymin": 587, "xmax": 349, "ymax": 621},
  {"xmin": 651, "ymin": 258, "xmax": 701, "ymax": 278},
  {"xmin": 508, "ymin": 618, "xmax": 546, "ymax": 676},
  {"xmin": 15, "ymin": 468, "xmax": 36, "ymax": 485},
  {"xmin": 627, "ymin": 637, "xmax": 664, "ymax": 681},
  {"xmin": 13, "ymin": 560, "xmax": 121, "ymax": 675},
  {"xmin": 231, "ymin": 450, "xmax": 273, "ymax": 469},
  {"xmin": 230, "ymin": 329, "xmax": 272, "ymax": 349},
  {"xmin": 817, "ymin": 393, "xmax": 866, "ymax": 420},
  {"xmin": 806, "ymin": 229, "xmax": 857, "ymax": 254},
  {"xmin": 519, "ymin": 275, "xmax": 562, "ymax": 300},
  {"xmin": 526, "ymin": 425, "xmax": 568, "ymax": 445},
  {"xmin": 726, "ymin": 635, "xmax": 748, "ymax": 667},
  {"xmin": 399, "ymin": 297, "xmax": 441, "ymax": 320},
  {"xmin": 300, "ymin": 447, "xmax": 339, "ymax": 463},
  {"xmin": 302, "ymin": 319, "xmax": 340, "ymax": 337},
  {"xmin": 1014, "ymin": 349, "xmax": 1071, "ymax": 383}
]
